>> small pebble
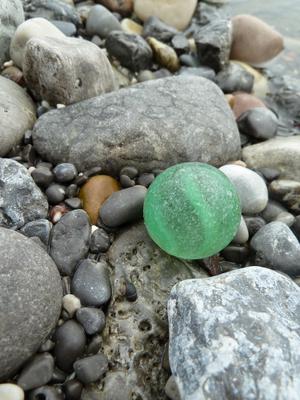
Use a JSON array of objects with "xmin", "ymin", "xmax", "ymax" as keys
[
  {"xmin": 76, "ymin": 307, "xmax": 106, "ymax": 335},
  {"xmin": 63, "ymin": 294, "xmax": 81, "ymax": 318},
  {"xmin": 49, "ymin": 204, "xmax": 69, "ymax": 224},
  {"xmin": 51, "ymin": 368, "xmax": 67, "ymax": 384},
  {"xmin": 237, "ymin": 107, "xmax": 278, "ymax": 139},
  {"xmin": 28, "ymin": 386, "xmax": 64, "ymax": 400},
  {"xmin": 0, "ymin": 384, "xmax": 24, "ymax": 400},
  {"xmin": 73, "ymin": 354, "xmax": 109, "ymax": 384},
  {"xmin": 137, "ymin": 173, "xmax": 155, "ymax": 187},
  {"xmin": 65, "ymin": 184, "xmax": 78, "ymax": 198},
  {"xmin": 244, "ymin": 216, "xmax": 266, "ymax": 237},
  {"xmin": 31, "ymin": 166, "xmax": 54, "ymax": 188},
  {"xmin": 20, "ymin": 219, "xmax": 52, "ymax": 245},
  {"xmin": 39, "ymin": 340, "xmax": 55, "ymax": 353},
  {"xmin": 65, "ymin": 197, "xmax": 82, "ymax": 209},
  {"xmin": 17, "ymin": 353, "xmax": 54, "ymax": 391},
  {"xmin": 90, "ymin": 228, "xmax": 111, "ymax": 253},
  {"xmin": 86, "ymin": 335, "xmax": 102, "ymax": 356},
  {"xmin": 46, "ymin": 184, "xmax": 66, "ymax": 204},
  {"xmin": 126, "ymin": 281, "xmax": 138, "ymax": 302},
  {"xmin": 53, "ymin": 163, "xmax": 77, "ymax": 183},
  {"xmin": 232, "ymin": 217, "xmax": 249, "ymax": 244},
  {"xmin": 120, "ymin": 174, "xmax": 135, "ymax": 188},
  {"xmin": 120, "ymin": 166, "xmax": 138, "ymax": 179},
  {"xmin": 63, "ymin": 379, "xmax": 83, "ymax": 400},
  {"xmin": 222, "ymin": 245, "xmax": 250, "ymax": 264}
]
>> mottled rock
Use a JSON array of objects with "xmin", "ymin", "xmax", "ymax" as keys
[
  {"xmin": 0, "ymin": 159, "xmax": 48, "ymax": 228},
  {"xmin": 0, "ymin": 228, "xmax": 62, "ymax": 380},
  {"xmin": 79, "ymin": 175, "xmax": 120, "ymax": 225},
  {"xmin": 230, "ymin": 15, "xmax": 284, "ymax": 65},
  {"xmin": 168, "ymin": 267, "xmax": 300, "ymax": 400},
  {"xmin": 147, "ymin": 37, "xmax": 180, "ymax": 72},
  {"xmin": 74, "ymin": 354, "xmax": 108, "ymax": 384},
  {"xmin": 243, "ymin": 136, "xmax": 300, "ymax": 180},
  {"xmin": 86, "ymin": 5, "xmax": 122, "ymax": 38},
  {"xmin": 98, "ymin": 223, "xmax": 208, "ymax": 399},
  {"xmin": 32, "ymin": 76, "xmax": 241, "ymax": 174},
  {"xmin": 17, "ymin": 353, "xmax": 54, "ymax": 391},
  {"xmin": 106, "ymin": 31, "xmax": 153, "ymax": 72},
  {"xmin": 251, "ymin": 221, "xmax": 300, "ymax": 277},
  {"xmin": 195, "ymin": 19, "xmax": 232, "ymax": 72},
  {"xmin": 0, "ymin": 0, "xmax": 24, "ymax": 66},
  {"xmin": 49, "ymin": 209, "xmax": 91, "ymax": 276},
  {"xmin": 23, "ymin": 36, "xmax": 117, "ymax": 105},
  {"xmin": 10, "ymin": 18, "xmax": 65, "ymax": 68},
  {"xmin": 0, "ymin": 77, "xmax": 36, "ymax": 157},
  {"xmin": 134, "ymin": 0, "xmax": 197, "ymax": 30},
  {"xmin": 143, "ymin": 16, "xmax": 178, "ymax": 42}
]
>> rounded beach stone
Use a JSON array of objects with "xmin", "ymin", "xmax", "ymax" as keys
[
  {"xmin": 230, "ymin": 15, "xmax": 284, "ymax": 65},
  {"xmin": 0, "ymin": 228, "xmax": 62, "ymax": 380},
  {"xmin": 143, "ymin": 162, "xmax": 241, "ymax": 259},
  {"xmin": 0, "ymin": 384, "xmax": 24, "ymax": 400}
]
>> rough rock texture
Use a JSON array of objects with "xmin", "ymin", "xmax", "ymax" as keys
[
  {"xmin": 0, "ymin": 0, "xmax": 24, "ymax": 66},
  {"xmin": 10, "ymin": 17, "xmax": 65, "ymax": 68},
  {"xmin": 134, "ymin": 0, "xmax": 197, "ymax": 30},
  {"xmin": 49, "ymin": 209, "xmax": 91, "ymax": 276},
  {"xmin": 32, "ymin": 76, "xmax": 241, "ymax": 174},
  {"xmin": 23, "ymin": 36, "xmax": 117, "ymax": 105},
  {"xmin": 95, "ymin": 223, "xmax": 208, "ymax": 399},
  {"xmin": 0, "ymin": 228, "xmax": 62, "ymax": 380},
  {"xmin": 0, "ymin": 159, "xmax": 48, "ymax": 228},
  {"xmin": 168, "ymin": 266, "xmax": 300, "ymax": 400},
  {"xmin": 243, "ymin": 136, "xmax": 300, "ymax": 180},
  {"xmin": 0, "ymin": 77, "xmax": 36, "ymax": 157}
]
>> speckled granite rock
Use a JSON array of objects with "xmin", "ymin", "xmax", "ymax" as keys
[
  {"xmin": 0, "ymin": 228, "xmax": 62, "ymax": 380},
  {"xmin": 95, "ymin": 223, "xmax": 208, "ymax": 399},
  {"xmin": 32, "ymin": 76, "xmax": 241, "ymax": 174},
  {"xmin": 168, "ymin": 266, "xmax": 300, "ymax": 400},
  {"xmin": 0, "ymin": 159, "xmax": 48, "ymax": 229}
]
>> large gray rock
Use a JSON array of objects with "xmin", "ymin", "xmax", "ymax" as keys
[
  {"xmin": 23, "ymin": 36, "xmax": 117, "ymax": 105},
  {"xmin": 243, "ymin": 136, "xmax": 300, "ymax": 180},
  {"xmin": 168, "ymin": 267, "xmax": 300, "ymax": 400},
  {"xmin": 0, "ymin": 228, "xmax": 62, "ymax": 380},
  {"xmin": 0, "ymin": 0, "xmax": 24, "ymax": 66},
  {"xmin": 96, "ymin": 223, "xmax": 208, "ymax": 399},
  {"xmin": 0, "ymin": 76, "xmax": 36, "ymax": 157},
  {"xmin": 0, "ymin": 159, "xmax": 48, "ymax": 229},
  {"xmin": 32, "ymin": 76, "xmax": 241, "ymax": 174}
]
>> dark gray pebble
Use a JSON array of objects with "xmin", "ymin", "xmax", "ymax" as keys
[
  {"xmin": 221, "ymin": 245, "xmax": 250, "ymax": 264},
  {"xmin": 216, "ymin": 63, "xmax": 254, "ymax": 93},
  {"xmin": 237, "ymin": 107, "xmax": 278, "ymax": 139},
  {"xmin": 120, "ymin": 166, "xmax": 138, "ymax": 179},
  {"xmin": 171, "ymin": 34, "xmax": 189, "ymax": 53},
  {"xmin": 292, "ymin": 216, "xmax": 300, "ymax": 241},
  {"xmin": 31, "ymin": 166, "xmax": 54, "ymax": 187},
  {"xmin": 179, "ymin": 54, "xmax": 199, "ymax": 67},
  {"xmin": 20, "ymin": 219, "xmax": 52, "ymax": 245},
  {"xmin": 51, "ymin": 368, "xmax": 67, "ymax": 384},
  {"xmin": 90, "ymin": 228, "xmax": 110, "ymax": 253},
  {"xmin": 120, "ymin": 174, "xmax": 135, "ymax": 188},
  {"xmin": 76, "ymin": 307, "xmax": 106, "ymax": 335},
  {"xmin": 28, "ymin": 385, "xmax": 64, "ymax": 400},
  {"xmin": 100, "ymin": 185, "xmax": 147, "ymax": 227},
  {"xmin": 17, "ymin": 353, "xmax": 54, "ymax": 391},
  {"xmin": 39, "ymin": 339, "xmax": 55, "ymax": 353},
  {"xmin": 46, "ymin": 183, "xmax": 66, "ymax": 204},
  {"xmin": 143, "ymin": 16, "xmax": 177, "ymax": 42},
  {"xmin": 244, "ymin": 216, "xmax": 266, "ymax": 237},
  {"xmin": 86, "ymin": 335, "xmax": 102, "ymax": 356},
  {"xmin": 71, "ymin": 259, "xmax": 111, "ymax": 307},
  {"xmin": 66, "ymin": 183, "xmax": 78, "ymax": 198},
  {"xmin": 53, "ymin": 163, "xmax": 77, "ymax": 183},
  {"xmin": 63, "ymin": 379, "xmax": 83, "ymax": 400},
  {"xmin": 126, "ymin": 281, "xmax": 137, "ymax": 302},
  {"xmin": 65, "ymin": 197, "xmax": 82, "ymax": 209},
  {"xmin": 73, "ymin": 354, "xmax": 108, "ymax": 384},
  {"xmin": 137, "ymin": 173, "xmax": 155, "ymax": 187},
  {"xmin": 54, "ymin": 320, "xmax": 86, "ymax": 373}
]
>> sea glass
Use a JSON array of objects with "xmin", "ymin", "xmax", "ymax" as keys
[{"xmin": 143, "ymin": 162, "xmax": 241, "ymax": 259}]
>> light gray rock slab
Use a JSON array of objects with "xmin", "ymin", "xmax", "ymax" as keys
[{"xmin": 168, "ymin": 266, "xmax": 300, "ymax": 400}]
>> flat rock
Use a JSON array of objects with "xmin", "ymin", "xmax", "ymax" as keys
[
  {"xmin": 0, "ymin": 0, "xmax": 24, "ymax": 66},
  {"xmin": 0, "ymin": 228, "xmax": 62, "ymax": 380},
  {"xmin": 251, "ymin": 221, "xmax": 300, "ymax": 277},
  {"xmin": 32, "ymin": 76, "xmax": 241, "ymax": 174},
  {"xmin": 0, "ymin": 159, "xmax": 48, "ymax": 229},
  {"xmin": 23, "ymin": 36, "xmax": 117, "ymax": 105},
  {"xmin": 0, "ymin": 77, "xmax": 36, "ymax": 157},
  {"xmin": 168, "ymin": 266, "xmax": 300, "ymax": 400},
  {"xmin": 243, "ymin": 136, "xmax": 300, "ymax": 180},
  {"xmin": 97, "ymin": 222, "xmax": 208, "ymax": 399}
]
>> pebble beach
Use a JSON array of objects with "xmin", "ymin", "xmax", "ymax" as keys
[{"xmin": 1, "ymin": 0, "xmax": 300, "ymax": 399}]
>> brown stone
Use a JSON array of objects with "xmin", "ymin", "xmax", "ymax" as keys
[
  {"xmin": 232, "ymin": 92, "xmax": 266, "ymax": 119},
  {"xmin": 95, "ymin": 0, "xmax": 133, "ymax": 16},
  {"xmin": 230, "ymin": 15, "xmax": 284, "ymax": 65},
  {"xmin": 147, "ymin": 37, "xmax": 180, "ymax": 72},
  {"xmin": 79, "ymin": 175, "xmax": 120, "ymax": 224},
  {"xmin": 1, "ymin": 66, "xmax": 24, "ymax": 86}
]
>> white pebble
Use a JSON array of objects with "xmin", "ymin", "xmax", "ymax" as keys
[
  {"xmin": 233, "ymin": 216, "xmax": 249, "ymax": 244},
  {"xmin": 0, "ymin": 384, "xmax": 24, "ymax": 400},
  {"xmin": 63, "ymin": 294, "xmax": 81, "ymax": 317}
]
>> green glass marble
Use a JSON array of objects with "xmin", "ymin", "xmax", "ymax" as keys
[{"xmin": 143, "ymin": 162, "xmax": 241, "ymax": 259}]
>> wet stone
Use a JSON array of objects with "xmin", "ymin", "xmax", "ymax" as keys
[{"xmin": 53, "ymin": 163, "xmax": 77, "ymax": 183}]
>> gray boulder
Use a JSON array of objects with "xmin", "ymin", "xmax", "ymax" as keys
[
  {"xmin": 168, "ymin": 266, "xmax": 300, "ymax": 400},
  {"xmin": 97, "ymin": 223, "xmax": 208, "ymax": 399},
  {"xmin": 32, "ymin": 76, "xmax": 241, "ymax": 174},
  {"xmin": 0, "ymin": 228, "xmax": 62, "ymax": 380},
  {"xmin": 0, "ymin": 159, "xmax": 48, "ymax": 229},
  {"xmin": 0, "ymin": 76, "xmax": 36, "ymax": 157},
  {"xmin": 0, "ymin": 0, "xmax": 24, "ymax": 66}
]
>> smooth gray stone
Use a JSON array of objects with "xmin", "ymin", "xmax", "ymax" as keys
[
  {"xmin": 32, "ymin": 76, "xmax": 241, "ymax": 174},
  {"xmin": 86, "ymin": 5, "xmax": 121, "ymax": 38},
  {"xmin": 17, "ymin": 353, "xmax": 54, "ymax": 391},
  {"xmin": 100, "ymin": 185, "xmax": 147, "ymax": 227},
  {"xmin": 216, "ymin": 62, "xmax": 254, "ymax": 93},
  {"xmin": 251, "ymin": 221, "xmax": 300, "ymax": 277},
  {"xmin": 20, "ymin": 219, "xmax": 52, "ymax": 245},
  {"xmin": 63, "ymin": 380, "xmax": 83, "ymax": 400},
  {"xmin": 45, "ymin": 183, "xmax": 66, "ymax": 204},
  {"xmin": 179, "ymin": 66, "xmax": 216, "ymax": 81},
  {"xmin": 0, "ymin": 228, "xmax": 62, "ymax": 380},
  {"xmin": 54, "ymin": 320, "xmax": 86, "ymax": 373},
  {"xmin": 51, "ymin": 20, "xmax": 77, "ymax": 36},
  {"xmin": 74, "ymin": 354, "xmax": 108, "ymax": 384},
  {"xmin": 238, "ymin": 107, "xmax": 278, "ymax": 139},
  {"xmin": 49, "ymin": 209, "xmax": 91, "ymax": 276},
  {"xmin": 0, "ymin": 159, "xmax": 48, "ymax": 229},
  {"xmin": 31, "ymin": 165, "xmax": 54, "ymax": 188},
  {"xmin": 143, "ymin": 16, "xmax": 178, "ymax": 42},
  {"xmin": 0, "ymin": 0, "xmax": 24, "ymax": 66},
  {"xmin": 168, "ymin": 267, "xmax": 300, "ymax": 400},
  {"xmin": 53, "ymin": 163, "xmax": 77, "ymax": 183},
  {"xmin": 0, "ymin": 76, "xmax": 36, "ymax": 157},
  {"xmin": 76, "ymin": 307, "xmax": 106, "ymax": 335},
  {"xmin": 106, "ymin": 31, "xmax": 153, "ymax": 72},
  {"xmin": 71, "ymin": 259, "xmax": 111, "ymax": 307}
]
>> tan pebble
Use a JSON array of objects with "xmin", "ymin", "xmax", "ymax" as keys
[
  {"xmin": 63, "ymin": 294, "xmax": 81, "ymax": 317},
  {"xmin": 225, "ymin": 94, "xmax": 235, "ymax": 109},
  {"xmin": 147, "ymin": 37, "xmax": 180, "ymax": 72},
  {"xmin": 121, "ymin": 18, "xmax": 143, "ymax": 35},
  {"xmin": 232, "ymin": 92, "xmax": 266, "ymax": 119}
]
